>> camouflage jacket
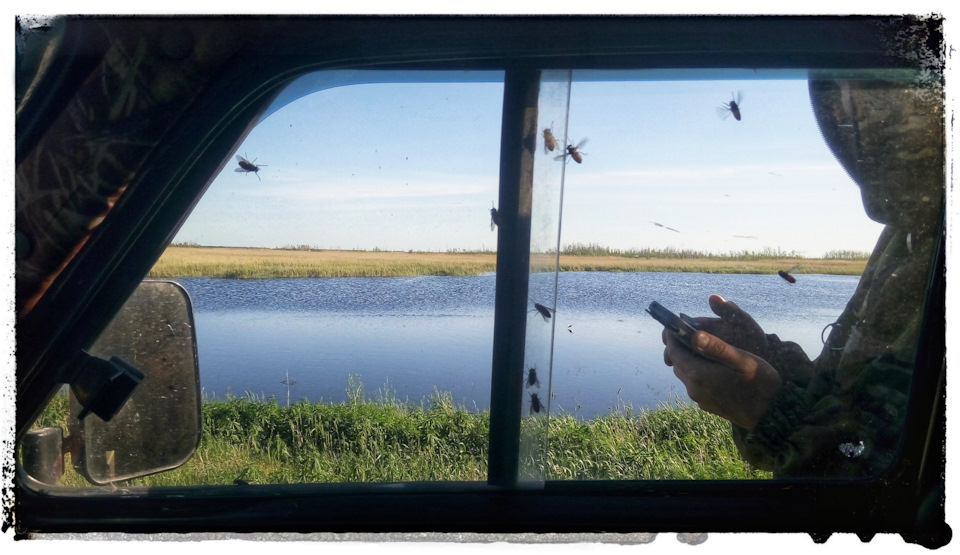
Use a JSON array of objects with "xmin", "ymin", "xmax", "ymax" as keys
[{"xmin": 731, "ymin": 225, "xmax": 937, "ymax": 478}]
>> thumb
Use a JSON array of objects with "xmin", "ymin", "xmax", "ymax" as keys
[{"xmin": 708, "ymin": 294, "xmax": 743, "ymax": 321}]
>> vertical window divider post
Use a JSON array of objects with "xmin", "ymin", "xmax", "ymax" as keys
[{"xmin": 487, "ymin": 69, "xmax": 540, "ymax": 488}]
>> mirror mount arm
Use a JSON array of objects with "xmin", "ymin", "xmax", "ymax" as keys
[{"xmin": 68, "ymin": 351, "xmax": 145, "ymax": 421}]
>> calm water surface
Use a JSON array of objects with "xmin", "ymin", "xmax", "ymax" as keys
[{"xmin": 177, "ymin": 272, "xmax": 858, "ymax": 419}]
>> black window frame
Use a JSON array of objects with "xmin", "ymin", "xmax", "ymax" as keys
[{"xmin": 13, "ymin": 15, "xmax": 948, "ymax": 546}]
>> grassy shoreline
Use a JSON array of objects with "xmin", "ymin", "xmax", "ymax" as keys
[
  {"xmin": 36, "ymin": 388, "xmax": 770, "ymax": 486},
  {"xmin": 149, "ymin": 246, "xmax": 867, "ymax": 279}
]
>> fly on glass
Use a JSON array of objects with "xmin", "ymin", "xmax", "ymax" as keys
[
  {"xmin": 778, "ymin": 265, "xmax": 799, "ymax": 284},
  {"xmin": 525, "ymin": 366, "xmax": 540, "ymax": 388},
  {"xmin": 532, "ymin": 302, "xmax": 553, "ymax": 322},
  {"xmin": 490, "ymin": 202, "xmax": 502, "ymax": 231},
  {"xmin": 529, "ymin": 392, "xmax": 544, "ymax": 414},
  {"xmin": 235, "ymin": 154, "xmax": 267, "ymax": 181},
  {"xmin": 555, "ymin": 138, "xmax": 587, "ymax": 164},
  {"xmin": 718, "ymin": 92, "xmax": 742, "ymax": 121},
  {"xmin": 542, "ymin": 123, "xmax": 558, "ymax": 153}
]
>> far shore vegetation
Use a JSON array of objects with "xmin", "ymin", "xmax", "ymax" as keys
[{"xmin": 150, "ymin": 242, "xmax": 869, "ymax": 279}]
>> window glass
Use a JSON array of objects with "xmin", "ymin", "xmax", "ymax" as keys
[
  {"xmin": 541, "ymin": 69, "xmax": 942, "ymax": 480},
  {"xmin": 173, "ymin": 76, "xmax": 505, "ymax": 484},
  {"xmin": 34, "ymin": 73, "xmax": 507, "ymax": 486},
  {"xmin": 29, "ymin": 67, "xmax": 942, "ymax": 489}
]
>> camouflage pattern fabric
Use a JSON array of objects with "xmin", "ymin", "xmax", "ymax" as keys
[
  {"xmin": 15, "ymin": 19, "xmax": 247, "ymax": 316},
  {"xmin": 730, "ymin": 74, "xmax": 943, "ymax": 478},
  {"xmin": 732, "ymin": 227, "xmax": 937, "ymax": 477}
]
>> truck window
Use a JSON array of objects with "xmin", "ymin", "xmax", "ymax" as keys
[
  {"xmin": 539, "ymin": 69, "xmax": 941, "ymax": 480},
  {"xmin": 28, "ymin": 67, "xmax": 942, "ymax": 488}
]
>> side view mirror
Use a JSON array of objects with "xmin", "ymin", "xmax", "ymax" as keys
[
  {"xmin": 73, "ymin": 279, "xmax": 201, "ymax": 484},
  {"xmin": 23, "ymin": 280, "xmax": 202, "ymax": 485}
]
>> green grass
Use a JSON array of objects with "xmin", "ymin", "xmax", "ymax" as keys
[
  {"xmin": 544, "ymin": 401, "xmax": 765, "ymax": 480},
  {"xmin": 33, "ymin": 382, "xmax": 769, "ymax": 487}
]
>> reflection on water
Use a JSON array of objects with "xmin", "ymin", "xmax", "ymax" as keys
[{"xmin": 178, "ymin": 272, "xmax": 858, "ymax": 419}]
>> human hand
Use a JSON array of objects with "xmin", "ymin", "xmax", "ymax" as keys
[
  {"xmin": 662, "ymin": 329, "xmax": 782, "ymax": 429},
  {"xmin": 690, "ymin": 295, "xmax": 769, "ymax": 359}
]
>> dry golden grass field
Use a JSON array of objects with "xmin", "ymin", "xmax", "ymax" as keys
[{"xmin": 149, "ymin": 246, "xmax": 866, "ymax": 279}]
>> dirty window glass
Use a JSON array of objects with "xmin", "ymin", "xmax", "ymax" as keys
[
  {"xmin": 168, "ymin": 75, "xmax": 505, "ymax": 485},
  {"xmin": 28, "ymin": 68, "xmax": 942, "ymax": 489},
  {"xmin": 536, "ymin": 69, "xmax": 942, "ymax": 480},
  {"xmin": 32, "ymin": 72, "xmax": 506, "ymax": 487}
]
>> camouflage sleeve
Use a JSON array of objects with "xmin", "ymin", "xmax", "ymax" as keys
[
  {"xmin": 731, "ymin": 353, "xmax": 913, "ymax": 477},
  {"xmin": 729, "ymin": 336, "xmax": 816, "ymax": 474},
  {"xmin": 729, "ymin": 228, "xmax": 931, "ymax": 478},
  {"xmin": 762, "ymin": 333, "xmax": 814, "ymax": 386}
]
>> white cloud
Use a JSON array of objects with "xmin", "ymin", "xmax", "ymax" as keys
[{"xmin": 230, "ymin": 172, "xmax": 496, "ymax": 203}]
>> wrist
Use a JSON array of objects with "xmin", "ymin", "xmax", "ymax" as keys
[{"xmin": 743, "ymin": 367, "xmax": 783, "ymax": 429}]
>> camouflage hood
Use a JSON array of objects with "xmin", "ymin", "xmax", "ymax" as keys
[{"xmin": 808, "ymin": 72, "xmax": 944, "ymax": 234}]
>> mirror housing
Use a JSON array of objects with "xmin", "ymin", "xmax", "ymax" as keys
[{"xmin": 65, "ymin": 280, "xmax": 202, "ymax": 485}]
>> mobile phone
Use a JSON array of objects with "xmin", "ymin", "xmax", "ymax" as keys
[{"xmin": 646, "ymin": 301, "xmax": 700, "ymax": 349}]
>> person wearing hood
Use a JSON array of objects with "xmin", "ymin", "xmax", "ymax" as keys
[{"xmin": 661, "ymin": 73, "xmax": 944, "ymax": 478}]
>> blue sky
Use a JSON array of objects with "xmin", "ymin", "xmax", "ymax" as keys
[{"xmin": 174, "ymin": 69, "xmax": 885, "ymax": 257}]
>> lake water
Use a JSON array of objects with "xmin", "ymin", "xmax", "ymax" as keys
[{"xmin": 177, "ymin": 272, "xmax": 859, "ymax": 419}]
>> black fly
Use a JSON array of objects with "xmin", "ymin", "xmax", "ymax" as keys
[
  {"xmin": 529, "ymin": 392, "xmax": 544, "ymax": 414},
  {"xmin": 718, "ymin": 92, "xmax": 742, "ymax": 121},
  {"xmin": 778, "ymin": 265, "xmax": 799, "ymax": 284},
  {"xmin": 532, "ymin": 302, "xmax": 553, "ymax": 322},
  {"xmin": 525, "ymin": 366, "xmax": 540, "ymax": 388},
  {"xmin": 235, "ymin": 154, "xmax": 267, "ymax": 181},
  {"xmin": 490, "ymin": 202, "xmax": 502, "ymax": 231}
]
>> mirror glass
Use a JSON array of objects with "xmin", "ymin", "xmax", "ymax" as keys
[{"xmin": 70, "ymin": 280, "xmax": 201, "ymax": 484}]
